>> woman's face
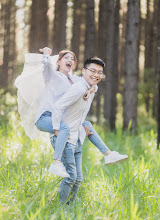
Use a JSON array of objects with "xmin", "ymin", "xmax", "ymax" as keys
[{"xmin": 57, "ymin": 53, "xmax": 75, "ymax": 74}]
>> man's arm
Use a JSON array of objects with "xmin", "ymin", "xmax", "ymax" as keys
[{"xmin": 52, "ymin": 82, "xmax": 85, "ymax": 130}]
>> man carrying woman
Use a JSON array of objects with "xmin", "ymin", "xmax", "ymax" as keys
[{"xmin": 15, "ymin": 47, "xmax": 128, "ymax": 191}]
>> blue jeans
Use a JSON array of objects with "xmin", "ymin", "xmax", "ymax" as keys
[
  {"xmin": 82, "ymin": 121, "xmax": 109, "ymax": 154},
  {"xmin": 51, "ymin": 136, "xmax": 83, "ymax": 204},
  {"xmin": 35, "ymin": 111, "xmax": 70, "ymax": 160},
  {"xmin": 35, "ymin": 112, "xmax": 109, "ymax": 160}
]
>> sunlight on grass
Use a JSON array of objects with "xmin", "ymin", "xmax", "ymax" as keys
[{"xmin": 0, "ymin": 95, "xmax": 160, "ymax": 219}]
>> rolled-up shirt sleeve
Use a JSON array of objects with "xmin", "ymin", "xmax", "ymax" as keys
[{"xmin": 52, "ymin": 83, "xmax": 85, "ymax": 130}]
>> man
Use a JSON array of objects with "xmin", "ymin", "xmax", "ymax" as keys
[{"xmin": 50, "ymin": 57, "xmax": 128, "ymax": 204}]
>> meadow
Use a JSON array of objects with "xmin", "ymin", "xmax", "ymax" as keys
[{"xmin": 0, "ymin": 93, "xmax": 160, "ymax": 220}]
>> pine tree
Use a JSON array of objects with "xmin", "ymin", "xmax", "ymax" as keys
[
  {"xmin": 84, "ymin": 0, "xmax": 95, "ymax": 60},
  {"xmin": 96, "ymin": 0, "xmax": 107, "ymax": 122},
  {"xmin": 29, "ymin": 0, "xmax": 48, "ymax": 53},
  {"xmin": 104, "ymin": 0, "xmax": 115, "ymax": 122},
  {"xmin": 71, "ymin": 0, "xmax": 82, "ymax": 64},
  {"xmin": 52, "ymin": 0, "xmax": 67, "ymax": 54},
  {"xmin": 123, "ymin": 0, "xmax": 140, "ymax": 130},
  {"xmin": 157, "ymin": 0, "xmax": 160, "ymax": 149}
]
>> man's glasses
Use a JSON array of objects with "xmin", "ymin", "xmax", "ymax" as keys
[{"xmin": 85, "ymin": 67, "xmax": 105, "ymax": 77}]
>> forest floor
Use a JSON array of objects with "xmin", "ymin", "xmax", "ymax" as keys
[{"xmin": 0, "ymin": 93, "xmax": 160, "ymax": 220}]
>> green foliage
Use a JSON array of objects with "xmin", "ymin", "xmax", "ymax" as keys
[
  {"xmin": 0, "ymin": 95, "xmax": 160, "ymax": 220},
  {"xmin": 138, "ymin": 68, "xmax": 157, "ymax": 115},
  {"xmin": 0, "ymin": 90, "xmax": 18, "ymax": 131}
]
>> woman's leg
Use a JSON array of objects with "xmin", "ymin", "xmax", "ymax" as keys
[
  {"xmin": 35, "ymin": 114, "xmax": 54, "ymax": 133},
  {"xmin": 82, "ymin": 121, "xmax": 128, "ymax": 165},
  {"xmin": 54, "ymin": 122, "xmax": 70, "ymax": 160},
  {"xmin": 82, "ymin": 121, "xmax": 110, "ymax": 155},
  {"xmin": 35, "ymin": 113, "xmax": 70, "ymax": 160}
]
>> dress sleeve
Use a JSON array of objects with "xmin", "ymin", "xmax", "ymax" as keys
[
  {"xmin": 14, "ymin": 53, "xmax": 59, "ymax": 140},
  {"xmin": 42, "ymin": 54, "xmax": 59, "ymax": 84},
  {"xmin": 14, "ymin": 53, "xmax": 46, "ymax": 139}
]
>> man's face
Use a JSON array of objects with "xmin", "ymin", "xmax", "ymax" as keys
[{"xmin": 82, "ymin": 63, "xmax": 103, "ymax": 86}]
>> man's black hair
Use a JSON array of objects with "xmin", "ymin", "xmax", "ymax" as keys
[{"xmin": 83, "ymin": 57, "xmax": 105, "ymax": 69}]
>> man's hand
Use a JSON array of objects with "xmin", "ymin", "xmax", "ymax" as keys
[
  {"xmin": 55, "ymin": 129, "xmax": 59, "ymax": 136},
  {"xmin": 84, "ymin": 125, "xmax": 93, "ymax": 137},
  {"xmin": 39, "ymin": 47, "xmax": 52, "ymax": 55}
]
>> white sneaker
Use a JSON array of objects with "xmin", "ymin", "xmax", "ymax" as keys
[
  {"xmin": 48, "ymin": 162, "xmax": 70, "ymax": 178},
  {"xmin": 104, "ymin": 151, "xmax": 128, "ymax": 165}
]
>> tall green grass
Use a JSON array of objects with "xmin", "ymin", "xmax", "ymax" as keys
[{"xmin": 0, "ymin": 94, "xmax": 160, "ymax": 219}]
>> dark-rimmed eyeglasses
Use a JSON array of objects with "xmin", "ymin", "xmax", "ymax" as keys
[{"xmin": 85, "ymin": 67, "xmax": 104, "ymax": 76}]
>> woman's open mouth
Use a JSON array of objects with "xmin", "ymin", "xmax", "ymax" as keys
[{"xmin": 66, "ymin": 63, "xmax": 72, "ymax": 68}]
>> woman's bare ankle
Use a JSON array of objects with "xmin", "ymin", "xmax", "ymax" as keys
[
  {"xmin": 104, "ymin": 150, "xmax": 111, "ymax": 156},
  {"xmin": 53, "ymin": 159, "xmax": 61, "ymax": 164}
]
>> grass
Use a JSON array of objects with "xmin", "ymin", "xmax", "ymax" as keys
[{"xmin": 0, "ymin": 94, "xmax": 160, "ymax": 219}]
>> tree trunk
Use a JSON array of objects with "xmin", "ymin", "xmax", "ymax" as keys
[
  {"xmin": 1, "ymin": 0, "xmax": 11, "ymax": 88},
  {"xmin": 29, "ymin": 0, "xmax": 48, "ymax": 53},
  {"xmin": 104, "ymin": 0, "xmax": 115, "ymax": 122},
  {"xmin": 77, "ymin": 0, "xmax": 87, "ymax": 69},
  {"xmin": 8, "ymin": 0, "xmax": 16, "ymax": 84},
  {"xmin": 157, "ymin": 0, "xmax": 160, "ymax": 149},
  {"xmin": 110, "ymin": 0, "xmax": 120, "ymax": 130},
  {"xmin": 0, "ymin": 0, "xmax": 5, "ymax": 87},
  {"xmin": 52, "ymin": 0, "xmax": 67, "ymax": 55},
  {"xmin": 96, "ymin": 0, "xmax": 107, "ymax": 122},
  {"xmin": 144, "ymin": 0, "xmax": 154, "ymax": 114},
  {"xmin": 71, "ymin": 0, "xmax": 82, "ymax": 65},
  {"xmin": 152, "ymin": 0, "xmax": 159, "ymax": 118},
  {"xmin": 119, "ymin": 1, "xmax": 127, "ymax": 83},
  {"xmin": 84, "ymin": 0, "xmax": 95, "ymax": 117},
  {"xmin": 123, "ymin": 0, "xmax": 140, "ymax": 131},
  {"xmin": 0, "ymin": 0, "xmax": 16, "ymax": 89},
  {"xmin": 84, "ymin": 0, "xmax": 95, "ymax": 60}
]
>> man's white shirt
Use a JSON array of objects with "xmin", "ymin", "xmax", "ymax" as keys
[{"xmin": 52, "ymin": 77, "xmax": 95, "ymax": 145}]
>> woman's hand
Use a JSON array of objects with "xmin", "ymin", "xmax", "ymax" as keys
[
  {"xmin": 83, "ymin": 86, "xmax": 96, "ymax": 101},
  {"xmin": 83, "ymin": 90, "xmax": 91, "ymax": 100},
  {"xmin": 39, "ymin": 47, "xmax": 52, "ymax": 55}
]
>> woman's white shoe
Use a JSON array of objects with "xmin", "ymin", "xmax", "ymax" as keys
[
  {"xmin": 104, "ymin": 151, "xmax": 128, "ymax": 165},
  {"xmin": 48, "ymin": 162, "xmax": 70, "ymax": 178}
]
